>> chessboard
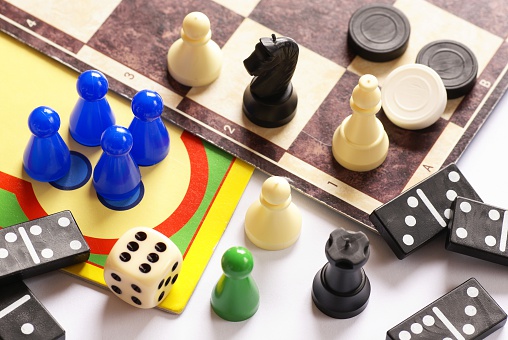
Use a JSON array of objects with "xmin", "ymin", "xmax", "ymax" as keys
[
  {"xmin": 1, "ymin": 0, "xmax": 507, "ymax": 229},
  {"xmin": 0, "ymin": 32, "xmax": 252, "ymax": 314}
]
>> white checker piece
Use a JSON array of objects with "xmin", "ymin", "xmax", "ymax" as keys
[{"xmin": 382, "ymin": 64, "xmax": 447, "ymax": 130}]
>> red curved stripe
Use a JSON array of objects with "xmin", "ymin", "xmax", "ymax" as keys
[
  {"xmin": 154, "ymin": 130, "xmax": 209, "ymax": 234},
  {"xmin": 84, "ymin": 130, "xmax": 209, "ymax": 254},
  {"xmin": 0, "ymin": 131, "xmax": 209, "ymax": 256}
]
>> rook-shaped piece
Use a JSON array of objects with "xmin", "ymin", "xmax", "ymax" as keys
[
  {"xmin": 69, "ymin": 70, "xmax": 115, "ymax": 146},
  {"xmin": 447, "ymin": 197, "xmax": 508, "ymax": 266},
  {"xmin": 211, "ymin": 246, "xmax": 259, "ymax": 321},
  {"xmin": 332, "ymin": 74, "xmax": 388, "ymax": 171},
  {"xmin": 128, "ymin": 90, "xmax": 170, "ymax": 166},
  {"xmin": 369, "ymin": 163, "xmax": 481, "ymax": 259},
  {"xmin": 0, "ymin": 210, "xmax": 90, "ymax": 285},
  {"xmin": 245, "ymin": 176, "xmax": 301, "ymax": 250},
  {"xmin": 312, "ymin": 227, "xmax": 371, "ymax": 319},
  {"xmin": 104, "ymin": 227, "xmax": 183, "ymax": 309},
  {"xmin": 23, "ymin": 106, "xmax": 71, "ymax": 182},
  {"xmin": 93, "ymin": 125, "xmax": 142, "ymax": 201},
  {"xmin": 387, "ymin": 278, "xmax": 506, "ymax": 339},
  {"xmin": 243, "ymin": 34, "xmax": 299, "ymax": 128},
  {"xmin": 167, "ymin": 12, "xmax": 222, "ymax": 87},
  {"xmin": 0, "ymin": 281, "xmax": 65, "ymax": 340}
]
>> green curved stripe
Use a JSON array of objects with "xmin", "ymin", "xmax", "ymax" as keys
[
  {"xmin": 170, "ymin": 142, "xmax": 233, "ymax": 255},
  {"xmin": 0, "ymin": 189, "xmax": 29, "ymax": 228}
]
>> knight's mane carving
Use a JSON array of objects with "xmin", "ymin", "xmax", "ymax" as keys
[{"xmin": 244, "ymin": 36, "xmax": 299, "ymax": 100}]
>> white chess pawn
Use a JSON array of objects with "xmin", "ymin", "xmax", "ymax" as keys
[
  {"xmin": 245, "ymin": 176, "xmax": 302, "ymax": 250},
  {"xmin": 332, "ymin": 74, "xmax": 389, "ymax": 171},
  {"xmin": 167, "ymin": 12, "xmax": 222, "ymax": 87}
]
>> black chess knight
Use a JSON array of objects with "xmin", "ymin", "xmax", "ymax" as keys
[{"xmin": 242, "ymin": 34, "xmax": 299, "ymax": 128}]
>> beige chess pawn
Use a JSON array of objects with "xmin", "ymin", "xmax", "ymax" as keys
[
  {"xmin": 167, "ymin": 12, "xmax": 222, "ymax": 87},
  {"xmin": 245, "ymin": 176, "xmax": 302, "ymax": 250},
  {"xmin": 332, "ymin": 74, "xmax": 389, "ymax": 171}
]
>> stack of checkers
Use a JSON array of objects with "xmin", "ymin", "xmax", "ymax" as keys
[
  {"xmin": 369, "ymin": 162, "xmax": 508, "ymax": 267},
  {"xmin": 348, "ymin": 4, "xmax": 478, "ymax": 130}
]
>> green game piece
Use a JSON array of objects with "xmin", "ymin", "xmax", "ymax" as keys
[{"xmin": 211, "ymin": 246, "xmax": 259, "ymax": 321}]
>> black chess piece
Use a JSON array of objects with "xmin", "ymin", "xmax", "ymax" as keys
[
  {"xmin": 312, "ymin": 227, "xmax": 371, "ymax": 319},
  {"xmin": 242, "ymin": 34, "xmax": 299, "ymax": 128}
]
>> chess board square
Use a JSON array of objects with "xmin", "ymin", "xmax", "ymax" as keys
[
  {"xmin": 5, "ymin": 0, "xmax": 122, "ymax": 42},
  {"xmin": 187, "ymin": 18, "xmax": 344, "ymax": 150},
  {"xmin": 427, "ymin": 0, "xmax": 508, "ymax": 38},
  {"xmin": 213, "ymin": 0, "xmax": 261, "ymax": 17},
  {"xmin": 249, "ymin": 0, "xmax": 394, "ymax": 67},
  {"xmin": 87, "ymin": 0, "xmax": 243, "ymax": 94}
]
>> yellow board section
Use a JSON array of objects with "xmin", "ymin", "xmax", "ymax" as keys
[{"xmin": 0, "ymin": 32, "xmax": 254, "ymax": 314}]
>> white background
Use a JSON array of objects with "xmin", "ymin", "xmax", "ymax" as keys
[{"xmin": 26, "ymin": 90, "xmax": 508, "ymax": 339}]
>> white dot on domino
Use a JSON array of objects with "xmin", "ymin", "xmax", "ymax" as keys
[
  {"xmin": 485, "ymin": 235, "xmax": 496, "ymax": 247},
  {"xmin": 398, "ymin": 330, "xmax": 411, "ymax": 340},
  {"xmin": 467, "ymin": 286, "xmax": 479, "ymax": 297},
  {"xmin": 70, "ymin": 240, "xmax": 82, "ymax": 250},
  {"xmin": 410, "ymin": 323, "xmax": 423, "ymax": 334},
  {"xmin": 422, "ymin": 315, "xmax": 435, "ymax": 326},
  {"xmin": 58, "ymin": 217, "xmax": 71, "ymax": 227},
  {"xmin": 402, "ymin": 234, "xmax": 414, "ymax": 246},
  {"xmin": 465, "ymin": 305, "xmax": 477, "ymax": 316},
  {"xmin": 41, "ymin": 248, "xmax": 54, "ymax": 259},
  {"xmin": 489, "ymin": 209, "xmax": 500, "ymax": 221},
  {"xmin": 456, "ymin": 228, "xmax": 468, "ymax": 239},
  {"xmin": 5, "ymin": 232, "xmax": 17, "ymax": 243},
  {"xmin": 463, "ymin": 324, "xmax": 475, "ymax": 335},
  {"xmin": 405, "ymin": 215, "xmax": 416, "ymax": 227},
  {"xmin": 0, "ymin": 248, "xmax": 8, "ymax": 258},
  {"xmin": 30, "ymin": 225, "xmax": 42, "ymax": 235},
  {"xmin": 444, "ymin": 209, "xmax": 452, "ymax": 219},
  {"xmin": 21, "ymin": 323, "xmax": 34, "ymax": 335},
  {"xmin": 459, "ymin": 201, "xmax": 471, "ymax": 213},
  {"xmin": 448, "ymin": 171, "xmax": 460, "ymax": 182},
  {"xmin": 446, "ymin": 190, "xmax": 457, "ymax": 201},
  {"xmin": 407, "ymin": 196, "xmax": 418, "ymax": 208}
]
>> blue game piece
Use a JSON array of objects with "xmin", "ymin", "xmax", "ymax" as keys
[
  {"xmin": 93, "ymin": 125, "xmax": 142, "ymax": 201},
  {"xmin": 23, "ymin": 106, "xmax": 71, "ymax": 182},
  {"xmin": 128, "ymin": 90, "xmax": 170, "ymax": 166},
  {"xmin": 69, "ymin": 70, "xmax": 115, "ymax": 146}
]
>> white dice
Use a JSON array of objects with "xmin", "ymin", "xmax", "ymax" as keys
[{"xmin": 104, "ymin": 227, "xmax": 183, "ymax": 308}]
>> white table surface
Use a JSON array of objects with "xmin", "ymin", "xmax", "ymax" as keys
[{"xmin": 26, "ymin": 90, "xmax": 508, "ymax": 339}]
